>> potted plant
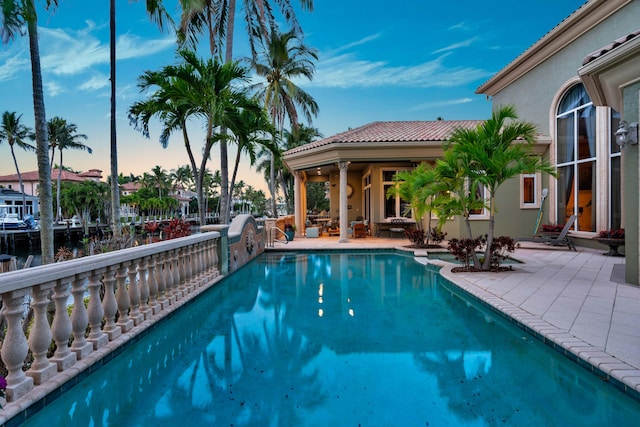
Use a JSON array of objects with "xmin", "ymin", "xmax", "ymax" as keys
[
  {"xmin": 593, "ymin": 228, "xmax": 625, "ymax": 257},
  {"xmin": 284, "ymin": 223, "xmax": 296, "ymax": 241}
]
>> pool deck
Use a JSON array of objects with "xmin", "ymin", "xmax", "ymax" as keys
[{"xmin": 267, "ymin": 234, "xmax": 640, "ymax": 397}]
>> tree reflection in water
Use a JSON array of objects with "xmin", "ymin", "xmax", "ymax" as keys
[{"xmin": 21, "ymin": 253, "xmax": 640, "ymax": 427}]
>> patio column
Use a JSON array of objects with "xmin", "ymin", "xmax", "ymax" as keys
[
  {"xmin": 338, "ymin": 161, "xmax": 349, "ymax": 243},
  {"xmin": 294, "ymin": 170, "xmax": 303, "ymax": 235}
]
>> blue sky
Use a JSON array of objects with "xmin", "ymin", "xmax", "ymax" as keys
[{"xmin": 0, "ymin": 0, "xmax": 587, "ymax": 192}]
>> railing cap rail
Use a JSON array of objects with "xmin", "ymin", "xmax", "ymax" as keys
[{"xmin": 0, "ymin": 232, "xmax": 219, "ymax": 294}]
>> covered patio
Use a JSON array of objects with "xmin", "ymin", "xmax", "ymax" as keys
[{"xmin": 283, "ymin": 120, "xmax": 485, "ymax": 243}]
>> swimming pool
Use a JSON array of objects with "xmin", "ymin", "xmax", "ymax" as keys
[{"xmin": 22, "ymin": 252, "xmax": 640, "ymax": 426}]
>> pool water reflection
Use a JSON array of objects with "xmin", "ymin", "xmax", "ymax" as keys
[{"xmin": 23, "ymin": 252, "xmax": 640, "ymax": 426}]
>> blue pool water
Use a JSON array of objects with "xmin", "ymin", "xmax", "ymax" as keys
[{"xmin": 23, "ymin": 252, "xmax": 640, "ymax": 426}]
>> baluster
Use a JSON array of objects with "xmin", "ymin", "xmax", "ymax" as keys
[
  {"xmin": 87, "ymin": 269, "xmax": 108, "ymax": 349},
  {"xmin": 127, "ymin": 261, "xmax": 144, "ymax": 325},
  {"xmin": 182, "ymin": 246, "xmax": 193, "ymax": 293},
  {"xmin": 172, "ymin": 249, "xmax": 183, "ymax": 299},
  {"xmin": 204, "ymin": 240, "xmax": 214, "ymax": 281},
  {"xmin": 138, "ymin": 257, "xmax": 152, "ymax": 319},
  {"xmin": 163, "ymin": 251, "xmax": 176, "ymax": 304},
  {"xmin": 102, "ymin": 266, "xmax": 121, "ymax": 340},
  {"xmin": 1, "ymin": 290, "xmax": 34, "ymax": 401},
  {"xmin": 147, "ymin": 255, "xmax": 161, "ymax": 313},
  {"xmin": 70, "ymin": 273, "xmax": 93, "ymax": 359},
  {"xmin": 177, "ymin": 247, "xmax": 189, "ymax": 295},
  {"xmin": 155, "ymin": 252, "xmax": 169, "ymax": 309},
  {"xmin": 50, "ymin": 279, "xmax": 77, "ymax": 371},
  {"xmin": 211, "ymin": 240, "xmax": 220, "ymax": 279},
  {"xmin": 195, "ymin": 241, "xmax": 205, "ymax": 286},
  {"xmin": 27, "ymin": 283, "xmax": 57, "ymax": 384},
  {"xmin": 116, "ymin": 263, "xmax": 133, "ymax": 332}
]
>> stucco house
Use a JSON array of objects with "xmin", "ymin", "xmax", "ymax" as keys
[
  {"xmin": 283, "ymin": 0, "xmax": 640, "ymax": 284},
  {"xmin": 476, "ymin": 0, "xmax": 639, "ymax": 284}
]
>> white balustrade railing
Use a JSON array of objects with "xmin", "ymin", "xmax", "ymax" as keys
[{"xmin": 0, "ymin": 232, "xmax": 221, "ymax": 410}]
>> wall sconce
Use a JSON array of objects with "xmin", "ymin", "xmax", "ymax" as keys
[{"xmin": 615, "ymin": 121, "xmax": 639, "ymax": 148}]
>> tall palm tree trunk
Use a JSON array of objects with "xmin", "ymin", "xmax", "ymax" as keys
[
  {"xmin": 27, "ymin": 3, "xmax": 54, "ymax": 264},
  {"xmin": 109, "ymin": 0, "xmax": 121, "ymax": 237}
]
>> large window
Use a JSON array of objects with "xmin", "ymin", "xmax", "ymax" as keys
[
  {"xmin": 382, "ymin": 169, "xmax": 411, "ymax": 218},
  {"xmin": 468, "ymin": 181, "xmax": 489, "ymax": 219},
  {"xmin": 556, "ymin": 84, "xmax": 596, "ymax": 231}
]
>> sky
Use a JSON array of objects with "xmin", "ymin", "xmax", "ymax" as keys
[{"xmin": 0, "ymin": 0, "xmax": 588, "ymax": 193}]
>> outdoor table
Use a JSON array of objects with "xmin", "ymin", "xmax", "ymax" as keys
[{"xmin": 375, "ymin": 220, "xmax": 416, "ymax": 237}]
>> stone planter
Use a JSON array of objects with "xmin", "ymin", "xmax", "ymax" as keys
[{"xmin": 593, "ymin": 238, "xmax": 625, "ymax": 257}]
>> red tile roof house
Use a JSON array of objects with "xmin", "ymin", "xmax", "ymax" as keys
[{"xmin": 0, "ymin": 169, "xmax": 103, "ymax": 220}]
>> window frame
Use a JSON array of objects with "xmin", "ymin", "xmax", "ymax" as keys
[{"xmin": 520, "ymin": 173, "xmax": 541, "ymax": 209}]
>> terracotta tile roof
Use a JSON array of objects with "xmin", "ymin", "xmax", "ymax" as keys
[
  {"xmin": 582, "ymin": 29, "xmax": 640, "ymax": 65},
  {"xmin": 285, "ymin": 120, "xmax": 483, "ymax": 156},
  {"xmin": 121, "ymin": 182, "xmax": 142, "ymax": 192},
  {"xmin": 77, "ymin": 169, "xmax": 103, "ymax": 178},
  {"xmin": 0, "ymin": 169, "xmax": 85, "ymax": 182}
]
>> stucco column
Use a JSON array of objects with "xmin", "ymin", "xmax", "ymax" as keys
[
  {"xmin": 294, "ymin": 171, "xmax": 303, "ymax": 235},
  {"xmin": 338, "ymin": 161, "xmax": 349, "ymax": 243}
]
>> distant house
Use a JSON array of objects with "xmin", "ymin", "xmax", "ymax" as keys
[
  {"xmin": 120, "ymin": 182, "xmax": 142, "ymax": 196},
  {"xmin": 0, "ymin": 168, "xmax": 102, "ymax": 196},
  {"xmin": 0, "ymin": 188, "xmax": 39, "ymax": 217},
  {"xmin": 170, "ymin": 186, "xmax": 196, "ymax": 216}
]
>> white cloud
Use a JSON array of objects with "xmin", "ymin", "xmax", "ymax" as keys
[
  {"xmin": 38, "ymin": 26, "xmax": 175, "ymax": 76},
  {"xmin": 409, "ymin": 98, "xmax": 475, "ymax": 112},
  {"xmin": 449, "ymin": 21, "xmax": 472, "ymax": 31},
  {"xmin": 45, "ymin": 81, "xmax": 64, "ymax": 97},
  {"xmin": 432, "ymin": 37, "xmax": 479, "ymax": 54},
  {"xmin": 331, "ymin": 33, "xmax": 381, "ymax": 54},
  {"xmin": 308, "ymin": 53, "xmax": 492, "ymax": 89},
  {"xmin": 79, "ymin": 74, "xmax": 109, "ymax": 91},
  {"xmin": 0, "ymin": 53, "xmax": 29, "ymax": 81}
]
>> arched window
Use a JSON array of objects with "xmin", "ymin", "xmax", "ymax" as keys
[{"xmin": 556, "ymin": 84, "xmax": 596, "ymax": 232}]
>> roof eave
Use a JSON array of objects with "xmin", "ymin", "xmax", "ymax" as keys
[{"xmin": 578, "ymin": 35, "xmax": 640, "ymax": 111}]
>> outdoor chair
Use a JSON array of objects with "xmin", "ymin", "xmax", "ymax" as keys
[
  {"xmin": 515, "ymin": 214, "xmax": 577, "ymax": 251},
  {"xmin": 389, "ymin": 218, "xmax": 406, "ymax": 238},
  {"xmin": 353, "ymin": 223, "xmax": 367, "ymax": 238}
]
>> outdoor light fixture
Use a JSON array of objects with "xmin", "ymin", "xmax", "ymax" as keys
[{"xmin": 615, "ymin": 120, "xmax": 639, "ymax": 148}]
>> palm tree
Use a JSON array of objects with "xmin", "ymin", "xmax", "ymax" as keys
[
  {"xmin": 257, "ymin": 124, "xmax": 321, "ymax": 214},
  {"xmin": 129, "ymin": 50, "xmax": 262, "ymax": 226},
  {"xmin": 252, "ymin": 28, "xmax": 318, "ymax": 217},
  {"xmin": 47, "ymin": 117, "xmax": 91, "ymax": 222},
  {"xmin": 142, "ymin": 166, "xmax": 172, "ymax": 200},
  {"xmin": 172, "ymin": 165, "xmax": 193, "ymax": 191},
  {"xmin": 1, "ymin": 0, "xmax": 58, "ymax": 264},
  {"xmin": 447, "ymin": 105, "xmax": 555, "ymax": 271},
  {"xmin": 228, "ymin": 107, "xmax": 275, "ymax": 217},
  {"xmin": 178, "ymin": 0, "xmax": 314, "ymax": 224},
  {"xmin": 0, "ymin": 111, "xmax": 36, "ymax": 217}
]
